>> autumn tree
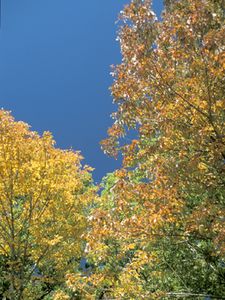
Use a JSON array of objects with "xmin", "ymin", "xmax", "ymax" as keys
[
  {"xmin": 0, "ymin": 110, "xmax": 95, "ymax": 300},
  {"xmin": 66, "ymin": 0, "xmax": 225, "ymax": 299}
]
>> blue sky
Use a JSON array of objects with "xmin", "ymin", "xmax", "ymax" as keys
[{"xmin": 0, "ymin": 0, "xmax": 163, "ymax": 182}]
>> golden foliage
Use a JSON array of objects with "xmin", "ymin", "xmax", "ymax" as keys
[
  {"xmin": 87, "ymin": 0, "xmax": 225, "ymax": 298},
  {"xmin": 0, "ymin": 110, "xmax": 95, "ymax": 299}
]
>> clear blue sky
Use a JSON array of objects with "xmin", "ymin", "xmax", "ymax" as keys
[{"xmin": 0, "ymin": 0, "xmax": 163, "ymax": 182}]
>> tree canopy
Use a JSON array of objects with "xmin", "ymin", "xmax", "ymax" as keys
[
  {"xmin": 0, "ymin": 110, "xmax": 94, "ymax": 299},
  {"xmin": 67, "ymin": 0, "xmax": 225, "ymax": 298}
]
